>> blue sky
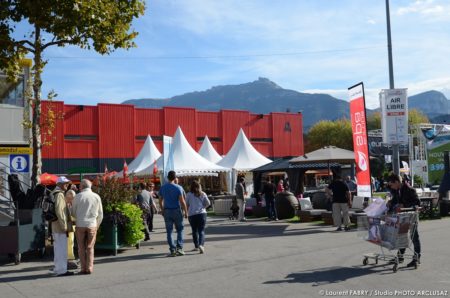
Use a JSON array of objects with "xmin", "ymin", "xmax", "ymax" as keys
[{"xmin": 26, "ymin": 0, "xmax": 450, "ymax": 109}]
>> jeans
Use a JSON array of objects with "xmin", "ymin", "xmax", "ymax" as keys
[
  {"xmin": 188, "ymin": 213, "xmax": 207, "ymax": 247},
  {"xmin": 399, "ymin": 224, "xmax": 421, "ymax": 260},
  {"xmin": 265, "ymin": 197, "xmax": 277, "ymax": 219},
  {"xmin": 164, "ymin": 208, "xmax": 184, "ymax": 252}
]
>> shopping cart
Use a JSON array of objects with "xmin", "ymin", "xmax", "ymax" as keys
[{"xmin": 357, "ymin": 208, "xmax": 419, "ymax": 272}]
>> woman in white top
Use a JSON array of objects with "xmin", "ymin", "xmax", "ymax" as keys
[{"xmin": 185, "ymin": 180, "xmax": 210, "ymax": 254}]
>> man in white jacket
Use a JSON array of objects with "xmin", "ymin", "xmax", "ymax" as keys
[{"xmin": 72, "ymin": 179, "xmax": 103, "ymax": 274}]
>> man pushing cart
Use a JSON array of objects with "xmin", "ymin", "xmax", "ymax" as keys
[{"xmin": 358, "ymin": 173, "xmax": 422, "ymax": 272}]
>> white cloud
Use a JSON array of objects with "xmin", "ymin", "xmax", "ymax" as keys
[
  {"xmin": 397, "ymin": 0, "xmax": 450, "ymax": 18},
  {"xmin": 303, "ymin": 76, "xmax": 450, "ymax": 110},
  {"xmin": 367, "ymin": 19, "xmax": 377, "ymax": 25}
]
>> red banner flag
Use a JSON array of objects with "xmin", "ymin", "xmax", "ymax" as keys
[
  {"xmin": 123, "ymin": 160, "xmax": 128, "ymax": 178},
  {"xmin": 349, "ymin": 83, "xmax": 372, "ymax": 197},
  {"xmin": 153, "ymin": 159, "xmax": 158, "ymax": 175}
]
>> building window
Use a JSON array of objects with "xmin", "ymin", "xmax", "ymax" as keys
[
  {"xmin": 250, "ymin": 138, "xmax": 272, "ymax": 142},
  {"xmin": 136, "ymin": 135, "xmax": 163, "ymax": 141},
  {"xmin": 0, "ymin": 74, "xmax": 25, "ymax": 107},
  {"xmin": 65, "ymin": 135, "xmax": 98, "ymax": 140},
  {"xmin": 284, "ymin": 121, "xmax": 291, "ymax": 132},
  {"xmin": 197, "ymin": 137, "xmax": 222, "ymax": 142}
]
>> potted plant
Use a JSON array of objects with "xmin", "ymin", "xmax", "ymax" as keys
[{"xmin": 93, "ymin": 178, "xmax": 144, "ymax": 255}]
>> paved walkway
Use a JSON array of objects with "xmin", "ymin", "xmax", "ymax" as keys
[{"xmin": 1, "ymin": 216, "xmax": 449, "ymax": 298}]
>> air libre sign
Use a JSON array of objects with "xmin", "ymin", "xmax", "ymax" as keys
[{"xmin": 380, "ymin": 89, "xmax": 408, "ymax": 144}]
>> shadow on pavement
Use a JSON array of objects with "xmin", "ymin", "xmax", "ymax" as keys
[{"xmin": 263, "ymin": 265, "xmax": 393, "ymax": 286}]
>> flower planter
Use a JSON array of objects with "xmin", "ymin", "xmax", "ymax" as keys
[{"xmin": 95, "ymin": 220, "xmax": 140, "ymax": 256}]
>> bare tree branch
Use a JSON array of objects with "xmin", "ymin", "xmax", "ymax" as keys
[
  {"xmin": 14, "ymin": 40, "xmax": 35, "ymax": 53},
  {"xmin": 42, "ymin": 39, "xmax": 73, "ymax": 50}
]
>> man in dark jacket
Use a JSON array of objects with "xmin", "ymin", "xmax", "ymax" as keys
[
  {"xmin": 387, "ymin": 173, "xmax": 421, "ymax": 268},
  {"xmin": 261, "ymin": 177, "xmax": 277, "ymax": 221}
]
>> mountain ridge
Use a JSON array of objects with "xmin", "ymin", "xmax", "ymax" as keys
[{"xmin": 123, "ymin": 78, "xmax": 449, "ymax": 129}]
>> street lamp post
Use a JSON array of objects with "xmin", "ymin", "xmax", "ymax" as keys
[{"xmin": 385, "ymin": 0, "xmax": 401, "ymax": 176}]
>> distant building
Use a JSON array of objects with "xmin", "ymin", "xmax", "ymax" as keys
[
  {"xmin": 0, "ymin": 59, "xmax": 32, "ymax": 198},
  {"xmin": 40, "ymin": 102, "xmax": 304, "ymax": 174}
]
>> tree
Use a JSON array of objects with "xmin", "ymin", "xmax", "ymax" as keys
[
  {"xmin": 0, "ymin": 1, "xmax": 145, "ymax": 187},
  {"xmin": 306, "ymin": 119, "xmax": 353, "ymax": 151},
  {"xmin": 366, "ymin": 109, "xmax": 429, "ymax": 131}
]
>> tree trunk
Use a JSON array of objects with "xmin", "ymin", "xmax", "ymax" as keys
[{"xmin": 31, "ymin": 26, "xmax": 42, "ymax": 188}]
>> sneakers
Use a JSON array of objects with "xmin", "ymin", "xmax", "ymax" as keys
[
  {"xmin": 199, "ymin": 246, "xmax": 205, "ymax": 254},
  {"xmin": 191, "ymin": 247, "xmax": 199, "ymax": 252},
  {"xmin": 176, "ymin": 249, "xmax": 185, "ymax": 256},
  {"xmin": 240, "ymin": 218, "xmax": 247, "ymax": 222},
  {"xmin": 167, "ymin": 251, "xmax": 177, "ymax": 257},
  {"xmin": 407, "ymin": 260, "xmax": 418, "ymax": 268},
  {"xmin": 335, "ymin": 227, "xmax": 342, "ymax": 231},
  {"xmin": 344, "ymin": 226, "xmax": 350, "ymax": 231}
]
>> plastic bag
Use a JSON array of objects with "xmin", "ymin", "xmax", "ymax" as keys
[{"xmin": 363, "ymin": 197, "xmax": 387, "ymax": 217}]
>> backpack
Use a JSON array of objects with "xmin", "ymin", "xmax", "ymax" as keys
[{"xmin": 42, "ymin": 190, "xmax": 62, "ymax": 222}]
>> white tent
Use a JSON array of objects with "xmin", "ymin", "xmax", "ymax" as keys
[
  {"xmin": 198, "ymin": 135, "xmax": 222, "ymax": 163},
  {"xmin": 116, "ymin": 135, "xmax": 161, "ymax": 176},
  {"xmin": 218, "ymin": 128, "xmax": 272, "ymax": 171},
  {"xmin": 164, "ymin": 127, "xmax": 229, "ymax": 176},
  {"xmin": 217, "ymin": 128, "xmax": 272, "ymax": 194}
]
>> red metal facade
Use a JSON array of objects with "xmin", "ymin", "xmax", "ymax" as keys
[{"xmin": 41, "ymin": 101, "xmax": 304, "ymax": 162}]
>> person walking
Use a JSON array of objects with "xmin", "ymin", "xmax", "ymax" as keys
[
  {"xmin": 235, "ymin": 177, "xmax": 247, "ymax": 222},
  {"xmin": 50, "ymin": 176, "xmax": 74, "ymax": 276},
  {"xmin": 72, "ymin": 179, "xmax": 103, "ymax": 274},
  {"xmin": 326, "ymin": 175, "xmax": 351, "ymax": 231},
  {"xmin": 262, "ymin": 177, "xmax": 277, "ymax": 221},
  {"xmin": 136, "ymin": 183, "xmax": 152, "ymax": 241},
  {"xmin": 159, "ymin": 171, "xmax": 188, "ymax": 257},
  {"xmin": 146, "ymin": 182, "xmax": 159, "ymax": 232},
  {"xmin": 186, "ymin": 180, "xmax": 210, "ymax": 254},
  {"xmin": 387, "ymin": 173, "xmax": 422, "ymax": 267}
]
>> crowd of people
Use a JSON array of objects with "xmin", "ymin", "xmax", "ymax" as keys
[{"xmin": 44, "ymin": 170, "xmax": 422, "ymax": 276}]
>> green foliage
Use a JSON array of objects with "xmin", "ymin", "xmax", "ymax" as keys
[
  {"xmin": 0, "ymin": 0, "xmax": 145, "ymax": 187},
  {"xmin": 94, "ymin": 178, "xmax": 143, "ymax": 246},
  {"xmin": 113, "ymin": 202, "xmax": 144, "ymax": 246},
  {"xmin": 366, "ymin": 109, "xmax": 429, "ymax": 131},
  {"xmin": 306, "ymin": 118, "xmax": 353, "ymax": 151},
  {"xmin": 367, "ymin": 112, "xmax": 381, "ymax": 130},
  {"xmin": 413, "ymin": 175, "xmax": 424, "ymax": 188}
]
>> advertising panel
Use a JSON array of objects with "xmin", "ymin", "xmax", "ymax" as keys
[
  {"xmin": 349, "ymin": 83, "xmax": 371, "ymax": 197},
  {"xmin": 423, "ymin": 125, "xmax": 450, "ymax": 184},
  {"xmin": 379, "ymin": 89, "xmax": 408, "ymax": 144}
]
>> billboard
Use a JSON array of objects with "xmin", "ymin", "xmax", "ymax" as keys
[
  {"xmin": 349, "ymin": 83, "xmax": 371, "ymax": 197},
  {"xmin": 423, "ymin": 125, "xmax": 450, "ymax": 184},
  {"xmin": 380, "ymin": 89, "xmax": 408, "ymax": 144}
]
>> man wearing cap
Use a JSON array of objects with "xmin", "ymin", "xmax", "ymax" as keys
[
  {"xmin": 72, "ymin": 179, "xmax": 103, "ymax": 274},
  {"xmin": 51, "ymin": 176, "xmax": 74, "ymax": 276}
]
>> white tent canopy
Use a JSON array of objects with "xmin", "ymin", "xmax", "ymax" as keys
[
  {"xmin": 164, "ymin": 127, "xmax": 229, "ymax": 176},
  {"xmin": 218, "ymin": 128, "xmax": 272, "ymax": 171},
  {"xmin": 198, "ymin": 135, "xmax": 222, "ymax": 163},
  {"xmin": 117, "ymin": 135, "xmax": 161, "ymax": 176}
]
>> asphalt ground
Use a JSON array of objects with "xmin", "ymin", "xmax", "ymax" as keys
[{"xmin": 1, "ymin": 215, "xmax": 449, "ymax": 298}]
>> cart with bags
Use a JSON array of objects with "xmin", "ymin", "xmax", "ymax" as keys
[{"xmin": 357, "ymin": 209, "xmax": 419, "ymax": 272}]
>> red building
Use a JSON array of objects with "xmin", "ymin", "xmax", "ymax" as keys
[{"xmin": 42, "ymin": 101, "xmax": 304, "ymax": 174}]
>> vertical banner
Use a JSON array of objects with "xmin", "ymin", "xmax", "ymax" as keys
[
  {"xmin": 349, "ymin": 83, "xmax": 372, "ymax": 197},
  {"xmin": 162, "ymin": 136, "xmax": 173, "ymax": 184},
  {"xmin": 379, "ymin": 88, "xmax": 408, "ymax": 144}
]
